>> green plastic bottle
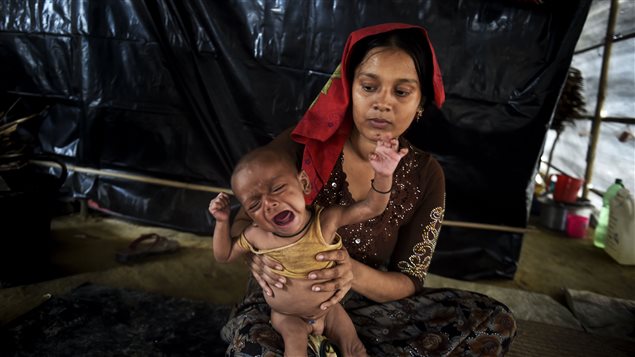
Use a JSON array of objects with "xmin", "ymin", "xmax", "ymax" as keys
[{"xmin": 594, "ymin": 178, "xmax": 624, "ymax": 248}]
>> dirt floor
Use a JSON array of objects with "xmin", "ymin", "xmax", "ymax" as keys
[
  {"xmin": 40, "ymin": 214, "xmax": 635, "ymax": 303},
  {"xmin": 1, "ymin": 212, "xmax": 634, "ymax": 355},
  {"xmin": 0, "ymin": 214, "xmax": 250, "ymax": 325},
  {"xmin": 2, "ymin": 212, "xmax": 633, "ymax": 315},
  {"xmin": 479, "ymin": 217, "xmax": 635, "ymax": 303}
]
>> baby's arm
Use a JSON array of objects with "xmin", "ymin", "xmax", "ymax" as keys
[
  {"xmin": 209, "ymin": 192, "xmax": 247, "ymax": 263},
  {"xmin": 329, "ymin": 138, "xmax": 407, "ymax": 228}
]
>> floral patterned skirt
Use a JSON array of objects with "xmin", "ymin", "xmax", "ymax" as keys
[{"xmin": 221, "ymin": 279, "xmax": 517, "ymax": 356}]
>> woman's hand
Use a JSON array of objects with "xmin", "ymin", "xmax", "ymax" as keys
[
  {"xmin": 248, "ymin": 253, "xmax": 287, "ymax": 297},
  {"xmin": 308, "ymin": 248, "xmax": 355, "ymax": 310}
]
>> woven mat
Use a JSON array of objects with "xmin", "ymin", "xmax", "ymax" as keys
[{"xmin": 508, "ymin": 319, "xmax": 635, "ymax": 357}]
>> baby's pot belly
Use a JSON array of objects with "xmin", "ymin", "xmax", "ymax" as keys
[{"xmin": 265, "ymin": 278, "xmax": 334, "ymax": 319}]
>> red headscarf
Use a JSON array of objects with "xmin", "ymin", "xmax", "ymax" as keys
[{"xmin": 291, "ymin": 23, "xmax": 445, "ymax": 203}]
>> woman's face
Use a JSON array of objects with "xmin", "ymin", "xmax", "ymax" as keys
[{"xmin": 351, "ymin": 47, "xmax": 422, "ymax": 141}]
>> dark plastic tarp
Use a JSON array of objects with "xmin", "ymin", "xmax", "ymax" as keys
[{"xmin": 0, "ymin": 0, "xmax": 592, "ymax": 280}]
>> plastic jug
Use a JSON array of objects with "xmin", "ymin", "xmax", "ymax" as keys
[
  {"xmin": 594, "ymin": 179, "xmax": 624, "ymax": 248},
  {"xmin": 548, "ymin": 174, "xmax": 584, "ymax": 204},
  {"xmin": 604, "ymin": 187, "xmax": 635, "ymax": 265}
]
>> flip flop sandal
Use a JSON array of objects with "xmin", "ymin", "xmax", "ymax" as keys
[
  {"xmin": 308, "ymin": 335, "xmax": 341, "ymax": 357},
  {"xmin": 116, "ymin": 233, "xmax": 180, "ymax": 263}
]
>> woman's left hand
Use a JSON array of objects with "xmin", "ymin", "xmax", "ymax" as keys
[{"xmin": 308, "ymin": 247, "xmax": 354, "ymax": 310}]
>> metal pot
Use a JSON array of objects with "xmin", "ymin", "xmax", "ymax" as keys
[{"xmin": 540, "ymin": 198, "xmax": 569, "ymax": 231}]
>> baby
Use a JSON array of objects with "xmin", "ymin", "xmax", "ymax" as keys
[{"xmin": 209, "ymin": 138, "xmax": 407, "ymax": 357}]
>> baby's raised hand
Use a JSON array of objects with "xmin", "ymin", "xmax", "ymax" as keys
[
  {"xmin": 209, "ymin": 192, "xmax": 231, "ymax": 222},
  {"xmin": 369, "ymin": 138, "xmax": 408, "ymax": 177}
]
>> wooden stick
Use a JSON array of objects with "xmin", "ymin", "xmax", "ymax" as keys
[
  {"xmin": 33, "ymin": 160, "xmax": 536, "ymax": 234},
  {"xmin": 443, "ymin": 220, "xmax": 537, "ymax": 234},
  {"xmin": 30, "ymin": 160, "xmax": 233, "ymax": 195},
  {"xmin": 583, "ymin": 0, "xmax": 620, "ymax": 199}
]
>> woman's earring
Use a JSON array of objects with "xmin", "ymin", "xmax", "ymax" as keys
[{"xmin": 415, "ymin": 106, "xmax": 424, "ymax": 122}]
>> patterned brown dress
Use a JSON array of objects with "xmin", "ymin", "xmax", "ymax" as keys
[{"xmin": 221, "ymin": 138, "xmax": 517, "ymax": 356}]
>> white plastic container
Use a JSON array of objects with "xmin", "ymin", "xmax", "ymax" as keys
[{"xmin": 604, "ymin": 188, "xmax": 635, "ymax": 265}]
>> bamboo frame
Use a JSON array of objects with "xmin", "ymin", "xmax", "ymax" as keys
[
  {"xmin": 30, "ymin": 160, "xmax": 233, "ymax": 195},
  {"xmin": 443, "ymin": 220, "xmax": 537, "ymax": 234},
  {"xmin": 583, "ymin": 0, "xmax": 620, "ymax": 199},
  {"xmin": 32, "ymin": 160, "xmax": 536, "ymax": 234}
]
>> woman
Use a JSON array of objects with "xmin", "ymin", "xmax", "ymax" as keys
[{"xmin": 221, "ymin": 23, "xmax": 517, "ymax": 356}]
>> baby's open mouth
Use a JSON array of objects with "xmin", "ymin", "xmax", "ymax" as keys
[{"xmin": 273, "ymin": 210, "xmax": 294, "ymax": 226}]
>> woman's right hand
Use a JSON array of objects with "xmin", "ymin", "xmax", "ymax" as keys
[
  {"xmin": 248, "ymin": 253, "xmax": 287, "ymax": 297},
  {"xmin": 308, "ymin": 247, "xmax": 355, "ymax": 310}
]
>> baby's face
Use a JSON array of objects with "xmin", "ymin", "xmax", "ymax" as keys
[{"xmin": 233, "ymin": 159, "xmax": 309, "ymax": 236}]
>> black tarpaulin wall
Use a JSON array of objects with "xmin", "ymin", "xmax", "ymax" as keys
[{"xmin": 0, "ymin": 0, "xmax": 592, "ymax": 280}]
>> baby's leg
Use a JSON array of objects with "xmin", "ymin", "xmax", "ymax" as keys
[
  {"xmin": 323, "ymin": 303, "xmax": 367, "ymax": 357},
  {"xmin": 270, "ymin": 310, "xmax": 311, "ymax": 357}
]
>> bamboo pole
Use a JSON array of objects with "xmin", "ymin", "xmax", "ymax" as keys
[
  {"xmin": 32, "ymin": 160, "xmax": 538, "ymax": 234},
  {"xmin": 443, "ymin": 220, "xmax": 537, "ymax": 234},
  {"xmin": 30, "ymin": 160, "xmax": 233, "ymax": 195},
  {"xmin": 583, "ymin": 0, "xmax": 620, "ymax": 199}
]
